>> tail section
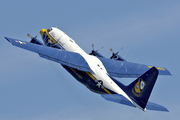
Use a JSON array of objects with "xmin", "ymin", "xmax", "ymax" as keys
[
  {"xmin": 102, "ymin": 67, "xmax": 169, "ymax": 112},
  {"xmin": 126, "ymin": 67, "xmax": 158, "ymax": 110}
]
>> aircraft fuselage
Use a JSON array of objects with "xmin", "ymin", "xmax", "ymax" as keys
[{"xmin": 40, "ymin": 27, "xmax": 129, "ymax": 97}]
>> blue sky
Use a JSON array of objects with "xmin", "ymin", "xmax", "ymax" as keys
[{"xmin": 0, "ymin": 0, "xmax": 180, "ymax": 120}]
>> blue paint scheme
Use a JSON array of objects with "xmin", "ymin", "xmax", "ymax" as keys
[
  {"xmin": 5, "ymin": 37, "xmax": 115, "ymax": 94},
  {"xmin": 98, "ymin": 56, "xmax": 172, "ymax": 77},
  {"xmin": 62, "ymin": 65, "xmax": 116, "ymax": 94},
  {"xmin": 146, "ymin": 102, "xmax": 169, "ymax": 112},
  {"xmin": 5, "ymin": 37, "xmax": 171, "ymax": 111},
  {"xmin": 5, "ymin": 37, "xmax": 171, "ymax": 78},
  {"xmin": 126, "ymin": 67, "xmax": 159, "ymax": 110},
  {"xmin": 102, "ymin": 94, "xmax": 169, "ymax": 112},
  {"xmin": 5, "ymin": 37, "xmax": 91, "ymax": 72},
  {"xmin": 102, "ymin": 94, "xmax": 134, "ymax": 107}
]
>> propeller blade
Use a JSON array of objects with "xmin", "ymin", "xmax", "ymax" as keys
[
  {"xmin": 92, "ymin": 44, "xmax": 94, "ymax": 51},
  {"xmin": 27, "ymin": 33, "xmax": 33, "ymax": 39},
  {"xmin": 27, "ymin": 33, "xmax": 39, "ymax": 40},
  {"xmin": 110, "ymin": 48, "xmax": 113, "ymax": 53},
  {"xmin": 96, "ymin": 46, "xmax": 104, "ymax": 52},
  {"xmin": 116, "ymin": 47, "xmax": 124, "ymax": 54}
]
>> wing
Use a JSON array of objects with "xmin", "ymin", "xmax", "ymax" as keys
[
  {"xmin": 5, "ymin": 37, "xmax": 171, "ymax": 78},
  {"xmin": 98, "ymin": 57, "xmax": 171, "ymax": 78},
  {"xmin": 5, "ymin": 37, "xmax": 91, "ymax": 72}
]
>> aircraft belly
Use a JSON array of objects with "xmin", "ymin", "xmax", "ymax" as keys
[{"xmin": 61, "ymin": 65, "xmax": 115, "ymax": 94}]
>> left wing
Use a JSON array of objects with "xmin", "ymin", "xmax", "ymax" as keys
[{"xmin": 5, "ymin": 37, "xmax": 91, "ymax": 72}]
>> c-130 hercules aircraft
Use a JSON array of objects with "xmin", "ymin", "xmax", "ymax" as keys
[{"xmin": 5, "ymin": 27, "xmax": 171, "ymax": 112}]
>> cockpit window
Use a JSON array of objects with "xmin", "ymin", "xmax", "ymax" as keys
[{"xmin": 47, "ymin": 28, "xmax": 52, "ymax": 32}]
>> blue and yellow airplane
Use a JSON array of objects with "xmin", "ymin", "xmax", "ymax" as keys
[{"xmin": 5, "ymin": 27, "xmax": 171, "ymax": 112}]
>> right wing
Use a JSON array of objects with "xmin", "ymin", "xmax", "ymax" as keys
[
  {"xmin": 5, "ymin": 37, "xmax": 91, "ymax": 72},
  {"xmin": 98, "ymin": 56, "xmax": 171, "ymax": 78}
]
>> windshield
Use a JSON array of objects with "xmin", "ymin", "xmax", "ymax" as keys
[{"xmin": 47, "ymin": 28, "xmax": 52, "ymax": 33}]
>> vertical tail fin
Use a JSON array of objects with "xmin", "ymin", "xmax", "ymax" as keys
[{"xmin": 126, "ymin": 67, "xmax": 158, "ymax": 110}]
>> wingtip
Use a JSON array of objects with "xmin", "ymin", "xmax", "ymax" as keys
[
  {"xmin": 146, "ymin": 101, "xmax": 169, "ymax": 112},
  {"xmin": 4, "ymin": 37, "xmax": 12, "ymax": 44}
]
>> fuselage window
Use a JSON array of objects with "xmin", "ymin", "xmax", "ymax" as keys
[{"xmin": 70, "ymin": 39, "xmax": 74, "ymax": 43}]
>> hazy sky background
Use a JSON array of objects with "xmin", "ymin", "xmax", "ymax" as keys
[{"xmin": 0, "ymin": 0, "xmax": 180, "ymax": 120}]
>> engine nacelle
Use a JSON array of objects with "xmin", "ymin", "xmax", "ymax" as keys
[
  {"xmin": 30, "ymin": 38, "xmax": 43, "ymax": 45},
  {"xmin": 110, "ymin": 54, "xmax": 126, "ymax": 61},
  {"xmin": 89, "ymin": 50, "xmax": 104, "ymax": 57}
]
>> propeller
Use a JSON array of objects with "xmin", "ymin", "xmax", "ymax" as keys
[
  {"xmin": 91, "ymin": 44, "xmax": 103, "ymax": 52},
  {"xmin": 27, "ymin": 33, "xmax": 42, "ymax": 45},
  {"xmin": 110, "ymin": 47, "xmax": 126, "ymax": 61},
  {"xmin": 110, "ymin": 47, "xmax": 123, "ymax": 56},
  {"xmin": 89, "ymin": 44, "xmax": 104, "ymax": 57},
  {"xmin": 27, "ymin": 33, "xmax": 39, "ymax": 39}
]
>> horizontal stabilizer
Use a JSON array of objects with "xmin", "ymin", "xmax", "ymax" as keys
[
  {"xmin": 101, "ymin": 94, "xmax": 134, "ymax": 107},
  {"xmin": 101, "ymin": 94, "xmax": 168, "ymax": 112},
  {"xmin": 146, "ymin": 102, "xmax": 169, "ymax": 112}
]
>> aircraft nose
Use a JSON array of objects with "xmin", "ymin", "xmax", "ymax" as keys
[{"xmin": 40, "ymin": 29, "xmax": 47, "ymax": 36}]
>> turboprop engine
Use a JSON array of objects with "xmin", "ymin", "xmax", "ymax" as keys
[{"xmin": 27, "ymin": 34, "xmax": 43, "ymax": 45}]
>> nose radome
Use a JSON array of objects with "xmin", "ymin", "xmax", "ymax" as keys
[{"xmin": 40, "ymin": 29, "xmax": 47, "ymax": 36}]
